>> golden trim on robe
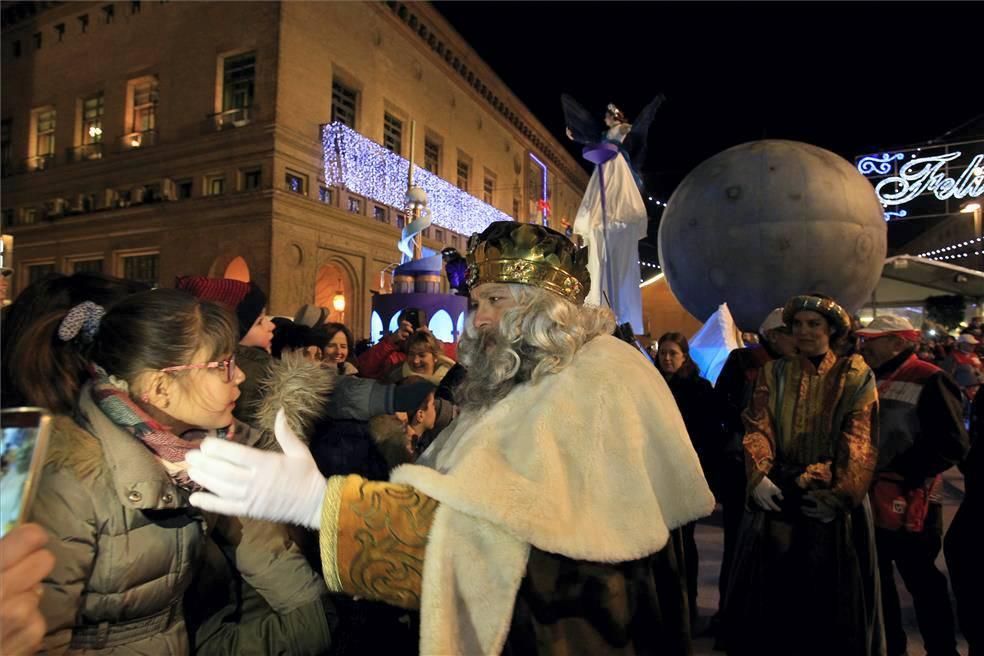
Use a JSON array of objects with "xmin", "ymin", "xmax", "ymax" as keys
[{"xmin": 320, "ymin": 474, "xmax": 438, "ymax": 609}]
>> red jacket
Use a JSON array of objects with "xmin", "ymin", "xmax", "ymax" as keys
[{"xmin": 358, "ymin": 339, "xmax": 458, "ymax": 381}]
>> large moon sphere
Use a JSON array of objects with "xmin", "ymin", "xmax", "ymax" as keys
[{"xmin": 657, "ymin": 140, "xmax": 887, "ymax": 330}]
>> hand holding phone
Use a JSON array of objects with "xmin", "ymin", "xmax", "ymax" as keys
[{"xmin": 0, "ymin": 523, "xmax": 55, "ymax": 655}]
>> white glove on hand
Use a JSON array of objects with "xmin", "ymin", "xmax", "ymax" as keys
[
  {"xmin": 751, "ymin": 475, "xmax": 784, "ymax": 512},
  {"xmin": 187, "ymin": 409, "xmax": 327, "ymax": 529}
]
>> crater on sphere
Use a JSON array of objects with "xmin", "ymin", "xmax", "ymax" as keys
[{"xmin": 855, "ymin": 233, "xmax": 874, "ymax": 258}]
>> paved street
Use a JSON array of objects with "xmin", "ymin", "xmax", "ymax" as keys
[{"xmin": 690, "ymin": 468, "xmax": 970, "ymax": 655}]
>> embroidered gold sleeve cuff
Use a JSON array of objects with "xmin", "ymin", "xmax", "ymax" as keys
[{"xmin": 318, "ymin": 474, "xmax": 438, "ymax": 610}]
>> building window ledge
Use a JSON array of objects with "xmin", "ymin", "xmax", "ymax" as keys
[{"xmin": 208, "ymin": 106, "xmax": 254, "ymax": 131}]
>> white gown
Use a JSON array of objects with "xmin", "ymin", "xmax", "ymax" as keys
[{"xmin": 573, "ymin": 123, "xmax": 648, "ymax": 334}]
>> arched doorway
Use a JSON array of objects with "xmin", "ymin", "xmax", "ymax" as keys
[
  {"xmin": 223, "ymin": 256, "xmax": 250, "ymax": 282},
  {"xmin": 315, "ymin": 262, "xmax": 354, "ymax": 327}
]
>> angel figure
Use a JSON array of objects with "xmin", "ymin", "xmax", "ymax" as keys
[{"xmin": 562, "ymin": 94, "xmax": 664, "ymax": 335}]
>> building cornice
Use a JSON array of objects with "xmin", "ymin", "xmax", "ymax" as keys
[{"xmin": 374, "ymin": 1, "xmax": 588, "ymax": 188}]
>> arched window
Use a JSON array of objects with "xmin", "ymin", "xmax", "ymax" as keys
[
  {"xmin": 370, "ymin": 311, "xmax": 384, "ymax": 344},
  {"xmin": 223, "ymin": 256, "xmax": 250, "ymax": 282},
  {"xmin": 456, "ymin": 311, "xmax": 466, "ymax": 341},
  {"xmin": 428, "ymin": 309, "xmax": 453, "ymax": 343}
]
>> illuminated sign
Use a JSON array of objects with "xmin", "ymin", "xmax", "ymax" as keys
[
  {"xmin": 857, "ymin": 152, "xmax": 904, "ymax": 175},
  {"xmin": 874, "ymin": 152, "xmax": 984, "ymax": 206},
  {"xmin": 855, "ymin": 140, "xmax": 984, "ymax": 221}
]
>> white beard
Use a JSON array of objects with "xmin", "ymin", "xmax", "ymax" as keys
[{"xmin": 456, "ymin": 325, "xmax": 536, "ymax": 413}]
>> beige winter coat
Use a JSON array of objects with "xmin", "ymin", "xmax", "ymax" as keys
[{"xmin": 32, "ymin": 389, "xmax": 331, "ymax": 655}]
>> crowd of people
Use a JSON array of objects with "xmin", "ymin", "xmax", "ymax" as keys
[{"xmin": 0, "ymin": 220, "xmax": 980, "ymax": 656}]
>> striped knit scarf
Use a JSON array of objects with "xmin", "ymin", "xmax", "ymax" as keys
[{"xmin": 88, "ymin": 365, "xmax": 234, "ymax": 490}]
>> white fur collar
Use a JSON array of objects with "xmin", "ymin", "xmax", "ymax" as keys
[{"xmin": 391, "ymin": 334, "xmax": 715, "ymax": 654}]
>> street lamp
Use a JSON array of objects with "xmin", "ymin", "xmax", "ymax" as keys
[
  {"xmin": 332, "ymin": 278, "xmax": 346, "ymax": 323},
  {"xmin": 962, "ymin": 201, "xmax": 983, "ymax": 270}
]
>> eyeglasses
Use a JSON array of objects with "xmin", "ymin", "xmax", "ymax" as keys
[{"xmin": 160, "ymin": 354, "xmax": 237, "ymax": 383}]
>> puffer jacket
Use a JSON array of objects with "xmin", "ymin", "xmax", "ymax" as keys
[{"xmin": 32, "ymin": 387, "xmax": 333, "ymax": 655}]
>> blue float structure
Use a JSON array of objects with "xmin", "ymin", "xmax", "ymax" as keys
[{"xmin": 357, "ymin": 121, "xmax": 471, "ymax": 344}]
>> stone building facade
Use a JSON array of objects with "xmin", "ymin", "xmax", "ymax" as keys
[{"xmin": 1, "ymin": 1, "xmax": 588, "ymax": 338}]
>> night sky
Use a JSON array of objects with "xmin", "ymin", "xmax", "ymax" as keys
[{"xmin": 432, "ymin": 1, "xmax": 984, "ymax": 250}]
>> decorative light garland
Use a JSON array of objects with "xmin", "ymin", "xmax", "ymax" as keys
[
  {"xmin": 323, "ymin": 122, "xmax": 511, "ymax": 236},
  {"xmin": 920, "ymin": 235, "xmax": 984, "ymax": 257},
  {"xmin": 931, "ymin": 250, "xmax": 982, "ymax": 262}
]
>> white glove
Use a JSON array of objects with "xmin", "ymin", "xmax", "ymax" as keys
[
  {"xmin": 751, "ymin": 475, "xmax": 784, "ymax": 512},
  {"xmin": 187, "ymin": 409, "xmax": 327, "ymax": 529}
]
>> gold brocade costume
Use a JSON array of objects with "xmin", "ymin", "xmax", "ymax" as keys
[
  {"xmin": 743, "ymin": 351, "xmax": 878, "ymax": 510},
  {"xmin": 727, "ymin": 349, "xmax": 884, "ymax": 656}
]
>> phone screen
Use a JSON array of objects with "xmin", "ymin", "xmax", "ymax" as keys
[{"xmin": 1, "ymin": 408, "xmax": 52, "ymax": 538}]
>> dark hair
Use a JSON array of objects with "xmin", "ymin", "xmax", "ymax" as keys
[
  {"xmin": 9, "ymin": 288, "xmax": 236, "ymax": 414},
  {"xmin": 270, "ymin": 319, "xmax": 322, "ymax": 359},
  {"xmin": 353, "ymin": 338, "xmax": 372, "ymax": 358},
  {"xmin": 406, "ymin": 329, "xmax": 441, "ymax": 358},
  {"xmin": 270, "ymin": 317, "xmax": 294, "ymax": 359},
  {"xmin": 320, "ymin": 322, "xmax": 357, "ymax": 366},
  {"xmin": 396, "ymin": 375, "xmax": 437, "ymax": 416},
  {"xmin": 2, "ymin": 272, "xmax": 152, "ymax": 411},
  {"xmin": 656, "ymin": 332, "xmax": 698, "ymax": 379}
]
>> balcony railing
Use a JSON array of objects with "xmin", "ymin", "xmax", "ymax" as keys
[
  {"xmin": 67, "ymin": 143, "xmax": 105, "ymax": 163},
  {"xmin": 121, "ymin": 129, "xmax": 158, "ymax": 150},
  {"xmin": 207, "ymin": 106, "xmax": 254, "ymax": 131},
  {"xmin": 25, "ymin": 154, "xmax": 55, "ymax": 172}
]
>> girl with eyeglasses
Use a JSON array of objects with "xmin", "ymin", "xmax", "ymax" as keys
[{"xmin": 6, "ymin": 287, "xmax": 333, "ymax": 655}]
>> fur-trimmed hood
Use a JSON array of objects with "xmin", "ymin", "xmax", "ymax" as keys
[{"xmin": 256, "ymin": 351, "xmax": 338, "ymax": 439}]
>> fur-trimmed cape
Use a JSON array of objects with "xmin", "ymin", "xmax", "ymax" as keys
[{"xmin": 391, "ymin": 334, "xmax": 716, "ymax": 655}]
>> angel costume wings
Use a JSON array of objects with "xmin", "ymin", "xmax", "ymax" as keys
[{"xmin": 562, "ymin": 94, "xmax": 665, "ymax": 334}]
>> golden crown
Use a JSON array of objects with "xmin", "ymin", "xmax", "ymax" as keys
[{"xmin": 466, "ymin": 221, "xmax": 591, "ymax": 305}]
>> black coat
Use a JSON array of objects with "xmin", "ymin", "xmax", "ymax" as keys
[
  {"xmin": 309, "ymin": 416, "xmax": 392, "ymax": 482},
  {"xmin": 665, "ymin": 371, "xmax": 724, "ymax": 481}
]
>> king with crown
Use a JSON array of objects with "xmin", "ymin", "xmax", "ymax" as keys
[{"xmin": 186, "ymin": 221, "xmax": 714, "ymax": 655}]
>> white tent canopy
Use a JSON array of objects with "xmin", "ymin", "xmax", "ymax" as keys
[
  {"xmin": 863, "ymin": 255, "xmax": 984, "ymax": 326},
  {"xmin": 873, "ymin": 255, "xmax": 984, "ymax": 302}
]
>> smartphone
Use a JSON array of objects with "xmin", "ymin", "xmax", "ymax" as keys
[
  {"xmin": 1, "ymin": 408, "xmax": 52, "ymax": 538},
  {"xmin": 400, "ymin": 308, "xmax": 426, "ymax": 332}
]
